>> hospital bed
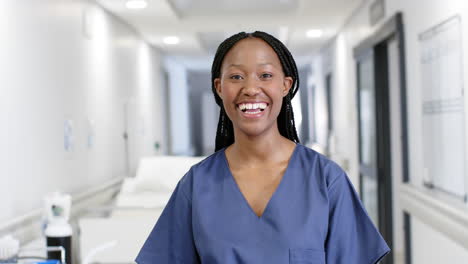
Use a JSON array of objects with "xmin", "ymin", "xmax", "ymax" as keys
[{"xmin": 78, "ymin": 155, "xmax": 205, "ymax": 264}]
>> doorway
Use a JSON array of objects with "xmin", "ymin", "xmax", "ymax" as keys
[{"xmin": 354, "ymin": 13, "xmax": 409, "ymax": 264}]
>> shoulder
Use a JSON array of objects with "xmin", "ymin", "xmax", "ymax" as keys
[
  {"xmin": 185, "ymin": 148, "xmax": 226, "ymax": 178},
  {"xmin": 294, "ymin": 144, "xmax": 346, "ymax": 188},
  {"xmin": 178, "ymin": 149, "xmax": 227, "ymax": 199}
]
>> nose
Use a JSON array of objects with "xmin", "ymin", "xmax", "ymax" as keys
[{"xmin": 242, "ymin": 75, "xmax": 261, "ymax": 96}]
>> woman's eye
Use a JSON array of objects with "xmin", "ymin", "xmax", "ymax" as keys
[
  {"xmin": 230, "ymin": 75, "xmax": 243, "ymax": 80},
  {"xmin": 261, "ymin": 73, "xmax": 273, "ymax": 79}
]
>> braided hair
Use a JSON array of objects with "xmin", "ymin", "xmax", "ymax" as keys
[{"xmin": 211, "ymin": 31, "xmax": 300, "ymax": 152}]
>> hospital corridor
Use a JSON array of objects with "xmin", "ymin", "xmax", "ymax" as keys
[{"xmin": 1, "ymin": 0, "xmax": 468, "ymax": 263}]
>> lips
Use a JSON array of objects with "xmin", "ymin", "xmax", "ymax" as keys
[{"xmin": 236, "ymin": 101, "xmax": 269, "ymax": 118}]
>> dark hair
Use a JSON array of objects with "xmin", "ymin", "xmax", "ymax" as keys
[{"xmin": 211, "ymin": 31, "xmax": 300, "ymax": 152}]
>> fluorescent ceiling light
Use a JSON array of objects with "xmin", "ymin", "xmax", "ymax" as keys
[
  {"xmin": 306, "ymin": 29, "xmax": 323, "ymax": 38},
  {"xmin": 126, "ymin": 0, "xmax": 148, "ymax": 9},
  {"xmin": 163, "ymin": 36, "xmax": 180, "ymax": 45}
]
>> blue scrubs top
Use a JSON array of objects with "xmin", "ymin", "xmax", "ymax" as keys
[{"xmin": 136, "ymin": 144, "xmax": 390, "ymax": 264}]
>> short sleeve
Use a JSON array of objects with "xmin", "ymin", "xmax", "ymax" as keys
[
  {"xmin": 325, "ymin": 172, "xmax": 390, "ymax": 264},
  {"xmin": 135, "ymin": 177, "xmax": 200, "ymax": 264}
]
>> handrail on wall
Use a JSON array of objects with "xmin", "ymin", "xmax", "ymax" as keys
[
  {"xmin": 400, "ymin": 183, "xmax": 468, "ymax": 250},
  {"xmin": 0, "ymin": 177, "xmax": 124, "ymax": 243}
]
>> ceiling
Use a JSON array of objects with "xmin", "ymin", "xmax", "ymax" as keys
[{"xmin": 96, "ymin": 0, "xmax": 363, "ymax": 59}]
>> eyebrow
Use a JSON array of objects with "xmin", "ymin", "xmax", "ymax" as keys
[{"xmin": 226, "ymin": 63, "xmax": 275, "ymax": 68}]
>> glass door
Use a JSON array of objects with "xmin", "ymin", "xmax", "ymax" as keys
[{"xmin": 357, "ymin": 51, "xmax": 379, "ymax": 226}]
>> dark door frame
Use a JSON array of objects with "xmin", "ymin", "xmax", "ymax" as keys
[
  {"xmin": 325, "ymin": 73, "xmax": 333, "ymax": 155},
  {"xmin": 354, "ymin": 12, "xmax": 410, "ymax": 264},
  {"xmin": 162, "ymin": 70, "xmax": 172, "ymax": 155}
]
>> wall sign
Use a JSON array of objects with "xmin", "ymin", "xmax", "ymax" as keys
[{"xmin": 419, "ymin": 15, "xmax": 466, "ymax": 199}]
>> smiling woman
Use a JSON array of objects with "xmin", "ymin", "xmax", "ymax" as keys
[
  {"xmin": 211, "ymin": 32, "xmax": 300, "ymax": 152},
  {"xmin": 135, "ymin": 31, "xmax": 390, "ymax": 264},
  {"xmin": 214, "ymin": 36, "xmax": 296, "ymax": 148}
]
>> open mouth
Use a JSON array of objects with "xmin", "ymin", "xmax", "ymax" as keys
[{"xmin": 237, "ymin": 102, "xmax": 269, "ymax": 114}]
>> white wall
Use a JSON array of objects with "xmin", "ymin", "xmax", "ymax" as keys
[
  {"xmin": 385, "ymin": 1, "xmax": 468, "ymax": 262},
  {"xmin": 411, "ymin": 216, "xmax": 468, "ymax": 263},
  {"xmin": 313, "ymin": 0, "xmax": 372, "ymax": 185},
  {"xmin": 313, "ymin": 0, "xmax": 468, "ymax": 263},
  {"xmin": 0, "ymin": 0, "xmax": 165, "ymax": 223}
]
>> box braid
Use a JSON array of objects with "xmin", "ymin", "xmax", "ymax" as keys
[{"xmin": 211, "ymin": 31, "xmax": 300, "ymax": 152}]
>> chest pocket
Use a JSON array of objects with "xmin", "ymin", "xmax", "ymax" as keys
[{"xmin": 289, "ymin": 249, "xmax": 325, "ymax": 264}]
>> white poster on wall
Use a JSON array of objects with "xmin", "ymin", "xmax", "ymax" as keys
[{"xmin": 419, "ymin": 15, "xmax": 466, "ymax": 198}]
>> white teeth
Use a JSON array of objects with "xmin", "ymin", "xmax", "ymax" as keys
[{"xmin": 238, "ymin": 103, "xmax": 268, "ymax": 111}]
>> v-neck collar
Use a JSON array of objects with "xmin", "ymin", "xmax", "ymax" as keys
[{"xmin": 221, "ymin": 144, "xmax": 300, "ymax": 220}]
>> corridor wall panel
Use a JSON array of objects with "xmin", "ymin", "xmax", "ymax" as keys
[
  {"xmin": 0, "ymin": 1, "xmax": 165, "ymax": 224},
  {"xmin": 314, "ymin": 0, "xmax": 468, "ymax": 263}
]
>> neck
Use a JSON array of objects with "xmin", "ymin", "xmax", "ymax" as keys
[{"xmin": 228, "ymin": 124, "xmax": 295, "ymax": 164}]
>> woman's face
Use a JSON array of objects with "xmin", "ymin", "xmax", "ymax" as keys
[{"xmin": 214, "ymin": 37, "xmax": 293, "ymax": 139}]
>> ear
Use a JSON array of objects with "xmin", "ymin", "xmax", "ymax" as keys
[
  {"xmin": 282, "ymin": 76, "xmax": 293, "ymax": 97},
  {"xmin": 214, "ymin": 78, "xmax": 222, "ymax": 98}
]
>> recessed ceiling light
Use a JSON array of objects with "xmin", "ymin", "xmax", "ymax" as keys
[
  {"xmin": 125, "ymin": 0, "xmax": 148, "ymax": 9},
  {"xmin": 163, "ymin": 36, "xmax": 180, "ymax": 45},
  {"xmin": 306, "ymin": 29, "xmax": 323, "ymax": 38}
]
